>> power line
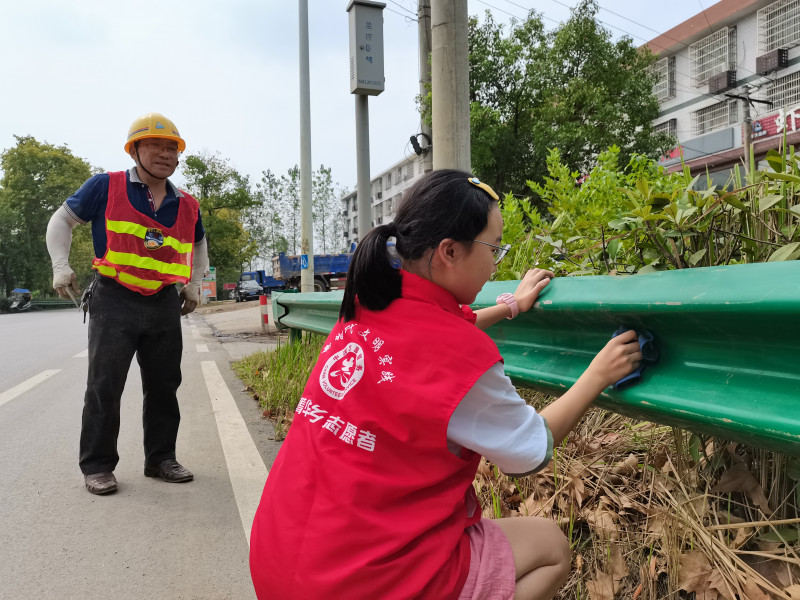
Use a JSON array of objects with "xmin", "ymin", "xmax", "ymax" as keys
[
  {"xmin": 385, "ymin": 6, "xmax": 417, "ymax": 22},
  {"xmin": 386, "ymin": 0, "xmax": 417, "ymax": 17}
]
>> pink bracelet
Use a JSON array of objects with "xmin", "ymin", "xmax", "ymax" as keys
[{"xmin": 496, "ymin": 293, "xmax": 519, "ymax": 319}]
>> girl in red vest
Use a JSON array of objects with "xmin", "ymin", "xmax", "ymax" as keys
[{"xmin": 250, "ymin": 169, "xmax": 642, "ymax": 599}]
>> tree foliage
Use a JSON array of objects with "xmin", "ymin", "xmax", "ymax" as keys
[
  {"xmin": 312, "ymin": 166, "xmax": 345, "ymax": 255},
  {"xmin": 244, "ymin": 164, "xmax": 346, "ymax": 272},
  {"xmin": 0, "ymin": 136, "xmax": 94, "ymax": 296},
  {"xmin": 494, "ymin": 147, "xmax": 800, "ymax": 281},
  {"xmin": 181, "ymin": 152, "xmax": 258, "ymax": 285},
  {"xmin": 469, "ymin": 0, "xmax": 674, "ymax": 199}
]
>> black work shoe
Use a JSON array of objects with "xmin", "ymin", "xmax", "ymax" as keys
[
  {"xmin": 144, "ymin": 459, "xmax": 193, "ymax": 483},
  {"xmin": 84, "ymin": 472, "xmax": 117, "ymax": 495}
]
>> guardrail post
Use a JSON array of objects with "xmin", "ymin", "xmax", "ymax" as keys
[{"xmin": 289, "ymin": 328, "xmax": 302, "ymax": 344}]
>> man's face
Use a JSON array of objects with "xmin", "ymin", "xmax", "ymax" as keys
[{"xmin": 132, "ymin": 138, "xmax": 180, "ymax": 178}]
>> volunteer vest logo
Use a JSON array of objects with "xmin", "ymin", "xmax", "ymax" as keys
[
  {"xmin": 144, "ymin": 228, "xmax": 164, "ymax": 250},
  {"xmin": 320, "ymin": 342, "xmax": 365, "ymax": 400}
]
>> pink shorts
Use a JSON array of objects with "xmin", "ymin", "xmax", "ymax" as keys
[{"xmin": 458, "ymin": 519, "xmax": 516, "ymax": 600}]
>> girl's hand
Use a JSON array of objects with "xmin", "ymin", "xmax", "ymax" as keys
[
  {"xmin": 585, "ymin": 330, "xmax": 642, "ymax": 389},
  {"xmin": 513, "ymin": 268, "xmax": 554, "ymax": 313}
]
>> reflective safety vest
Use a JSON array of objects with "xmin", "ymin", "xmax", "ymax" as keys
[
  {"xmin": 92, "ymin": 171, "xmax": 199, "ymax": 295},
  {"xmin": 249, "ymin": 271, "xmax": 503, "ymax": 600}
]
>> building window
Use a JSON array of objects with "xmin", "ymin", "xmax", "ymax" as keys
[
  {"xmin": 689, "ymin": 27, "xmax": 736, "ymax": 87},
  {"xmin": 691, "ymin": 100, "xmax": 738, "ymax": 136},
  {"xmin": 651, "ymin": 56, "xmax": 676, "ymax": 102},
  {"xmin": 653, "ymin": 119, "xmax": 677, "ymax": 138},
  {"xmin": 758, "ymin": 0, "xmax": 800, "ymax": 53},
  {"xmin": 351, "ymin": 198, "xmax": 357, "ymax": 212},
  {"xmin": 769, "ymin": 70, "xmax": 800, "ymax": 108},
  {"xmin": 405, "ymin": 164, "xmax": 414, "ymax": 180}
]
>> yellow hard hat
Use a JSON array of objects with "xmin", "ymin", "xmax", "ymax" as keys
[{"xmin": 124, "ymin": 112, "xmax": 186, "ymax": 154}]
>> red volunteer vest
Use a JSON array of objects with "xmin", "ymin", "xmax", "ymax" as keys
[
  {"xmin": 92, "ymin": 171, "xmax": 199, "ymax": 295},
  {"xmin": 250, "ymin": 271, "xmax": 502, "ymax": 599}
]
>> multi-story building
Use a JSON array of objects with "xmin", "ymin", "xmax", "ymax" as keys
[
  {"xmin": 648, "ymin": 0, "xmax": 800, "ymax": 185},
  {"xmin": 341, "ymin": 154, "xmax": 428, "ymax": 247}
]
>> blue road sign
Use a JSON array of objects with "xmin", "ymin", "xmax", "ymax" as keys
[{"xmin": 301, "ymin": 254, "xmax": 309, "ymax": 270}]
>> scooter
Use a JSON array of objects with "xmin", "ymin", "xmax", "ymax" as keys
[{"xmin": 9, "ymin": 288, "xmax": 32, "ymax": 312}]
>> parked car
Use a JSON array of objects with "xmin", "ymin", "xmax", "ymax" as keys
[{"xmin": 233, "ymin": 279, "xmax": 263, "ymax": 302}]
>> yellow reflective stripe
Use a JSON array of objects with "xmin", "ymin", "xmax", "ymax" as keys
[
  {"xmin": 117, "ymin": 271, "xmax": 162, "ymax": 290},
  {"xmin": 105, "ymin": 250, "xmax": 191, "ymax": 278},
  {"xmin": 94, "ymin": 264, "xmax": 168, "ymax": 291},
  {"xmin": 95, "ymin": 265, "xmax": 117, "ymax": 277},
  {"xmin": 106, "ymin": 219, "xmax": 194, "ymax": 253}
]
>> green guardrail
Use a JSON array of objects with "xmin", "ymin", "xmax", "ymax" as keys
[
  {"xmin": 31, "ymin": 299, "xmax": 78, "ymax": 310},
  {"xmin": 272, "ymin": 262, "xmax": 800, "ymax": 457}
]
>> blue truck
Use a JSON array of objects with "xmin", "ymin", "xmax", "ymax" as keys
[
  {"xmin": 240, "ymin": 252, "xmax": 352, "ymax": 294},
  {"xmin": 271, "ymin": 252, "xmax": 352, "ymax": 292}
]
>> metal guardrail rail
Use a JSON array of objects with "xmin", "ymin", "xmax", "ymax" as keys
[
  {"xmin": 272, "ymin": 262, "xmax": 800, "ymax": 456},
  {"xmin": 30, "ymin": 299, "xmax": 77, "ymax": 310}
]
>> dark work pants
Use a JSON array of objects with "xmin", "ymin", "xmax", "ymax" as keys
[{"xmin": 79, "ymin": 275, "xmax": 183, "ymax": 475}]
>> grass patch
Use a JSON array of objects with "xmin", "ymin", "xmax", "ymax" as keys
[{"xmin": 233, "ymin": 333, "xmax": 325, "ymax": 440}]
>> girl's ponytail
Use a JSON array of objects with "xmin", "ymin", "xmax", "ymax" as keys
[
  {"xmin": 339, "ymin": 222, "xmax": 401, "ymax": 322},
  {"xmin": 339, "ymin": 168, "xmax": 496, "ymax": 323}
]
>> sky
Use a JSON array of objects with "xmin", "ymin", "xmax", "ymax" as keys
[{"xmin": 0, "ymin": 0, "xmax": 714, "ymax": 194}]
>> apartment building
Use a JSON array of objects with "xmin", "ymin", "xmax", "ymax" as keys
[
  {"xmin": 341, "ymin": 154, "xmax": 428, "ymax": 247},
  {"xmin": 648, "ymin": 0, "xmax": 800, "ymax": 184}
]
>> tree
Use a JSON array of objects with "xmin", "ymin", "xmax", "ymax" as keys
[
  {"xmin": 245, "ymin": 169, "xmax": 289, "ymax": 270},
  {"xmin": 468, "ymin": 1, "xmax": 673, "ymax": 199},
  {"xmin": 0, "ymin": 136, "xmax": 94, "ymax": 296},
  {"xmin": 312, "ymin": 166, "xmax": 345, "ymax": 254},
  {"xmin": 181, "ymin": 152, "xmax": 258, "ymax": 285},
  {"xmin": 244, "ymin": 164, "xmax": 346, "ymax": 270}
]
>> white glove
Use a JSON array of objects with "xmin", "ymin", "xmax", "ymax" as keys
[
  {"xmin": 53, "ymin": 266, "xmax": 80, "ymax": 300},
  {"xmin": 180, "ymin": 282, "xmax": 200, "ymax": 316}
]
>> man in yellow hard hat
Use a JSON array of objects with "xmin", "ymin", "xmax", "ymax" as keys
[{"xmin": 45, "ymin": 112, "xmax": 208, "ymax": 495}]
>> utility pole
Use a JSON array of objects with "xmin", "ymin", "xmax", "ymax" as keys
[
  {"xmin": 417, "ymin": 0, "xmax": 433, "ymax": 173},
  {"xmin": 348, "ymin": 1, "xmax": 386, "ymax": 246},
  {"xmin": 726, "ymin": 91, "xmax": 773, "ymax": 177},
  {"xmin": 430, "ymin": 0, "xmax": 470, "ymax": 171},
  {"xmin": 298, "ymin": 0, "xmax": 314, "ymax": 292}
]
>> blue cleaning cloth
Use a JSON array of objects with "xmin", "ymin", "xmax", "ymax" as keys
[{"xmin": 610, "ymin": 327, "xmax": 658, "ymax": 390}]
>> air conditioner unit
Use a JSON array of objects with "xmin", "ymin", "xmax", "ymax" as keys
[
  {"xmin": 756, "ymin": 49, "xmax": 788, "ymax": 75},
  {"xmin": 708, "ymin": 70, "xmax": 736, "ymax": 94}
]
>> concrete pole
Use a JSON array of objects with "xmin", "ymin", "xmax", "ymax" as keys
[
  {"xmin": 355, "ymin": 94, "xmax": 372, "ymax": 242},
  {"xmin": 418, "ymin": 0, "xmax": 433, "ymax": 173},
  {"xmin": 430, "ymin": 0, "xmax": 470, "ymax": 171},
  {"xmin": 299, "ymin": 0, "xmax": 315, "ymax": 292}
]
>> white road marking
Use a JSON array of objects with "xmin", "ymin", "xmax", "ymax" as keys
[
  {"xmin": 73, "ymin": 349, "xmax": 88, "ymax": 358},
  {"xmin": 0, "ymin": 370, "xmax": 62, "ymax": 408},
  {"xmin": 201, "ymin": 361, "xmax": 268, "ymax": 546},
  {"xmin": 192, "ymin": 328, "xmax": 202, "ymax": 339},
  {"xmin": 196, "ymin": 344, "xmax": 209, "ymax": 353}
]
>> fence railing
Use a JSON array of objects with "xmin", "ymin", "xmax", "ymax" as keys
[{"xmin": 272, "ymin": 262, "xmax": 800, "ymax": 457}]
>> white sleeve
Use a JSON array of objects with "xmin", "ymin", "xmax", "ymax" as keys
[
  {"xmin": 46, "ymin": 205, "xmax": 80, "ymax": 271},
  {"xmin": 190, "ymin": 237, "xmax": 209, "ymax": 286},
  {"xmin": 447, "ymin": 362, "xmax": 553, "ymax": 477}
]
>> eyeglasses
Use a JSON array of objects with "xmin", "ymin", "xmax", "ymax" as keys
[
  {"xmin": 139, "ymin": 140, "xmax": 180, "ymax": 157},
  {"xmin": 473, "ymin": 240, "xmax": 512, "ymax": 265}
]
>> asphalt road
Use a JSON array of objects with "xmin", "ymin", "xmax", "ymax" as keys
[{"xmin": 0, "ymin": 301, "xmax": 282, "ymax": 600}]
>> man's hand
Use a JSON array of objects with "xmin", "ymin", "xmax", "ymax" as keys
[
  {"xmin": 53, "ymin": 268, "xmax": 80, "ymax": 300},
  {"xmin": 180, "ymin": 283, "xmax": 200, "ymax": 316}
]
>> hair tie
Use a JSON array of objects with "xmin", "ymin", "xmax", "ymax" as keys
[
  {"xmin": 467, "ymin": 177, "xmax": 499, "ymax": 201},
  {"xmin": 385, "ymin": 221, "xmax": 398, "ymax": 236}
]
